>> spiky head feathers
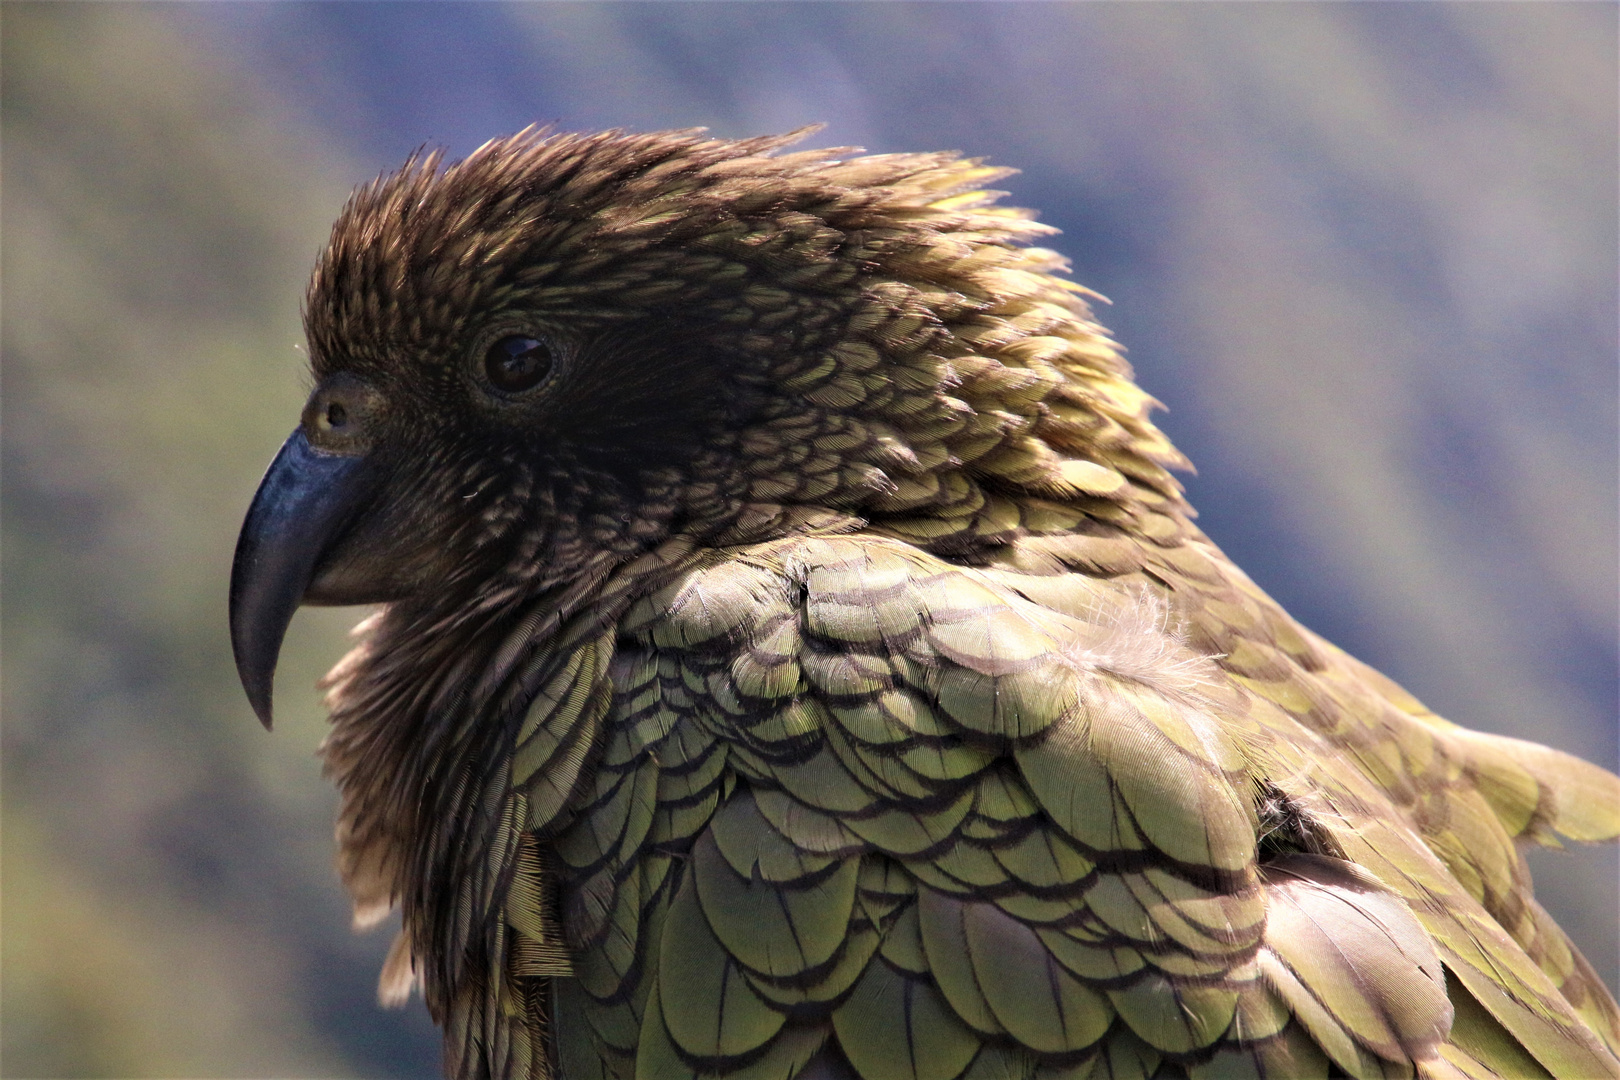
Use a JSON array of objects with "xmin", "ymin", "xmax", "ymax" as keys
[{"xmin": 302, "ymin": 127, "xmax": 1188, "ymax": 593}]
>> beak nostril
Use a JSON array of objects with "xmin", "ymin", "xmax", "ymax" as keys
[{"xmin": 302, "ymin": 374, "xmax": 378, "ymax": 448}]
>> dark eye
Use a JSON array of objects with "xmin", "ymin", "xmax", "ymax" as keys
[{"xmin": 483, "ymin": 335, "xmax": 552, "ymax": 394}]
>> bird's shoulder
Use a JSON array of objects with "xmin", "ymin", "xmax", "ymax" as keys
[
  {"xmin": 553, "ymin": 533, "xmax": 1267, "ymax": 1078},
  {"xmin": 543, "ymin": 530, "xmax": 1620, "ymax": 1078}
]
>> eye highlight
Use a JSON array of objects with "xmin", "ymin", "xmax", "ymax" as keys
[{"xmin": 483, "ymin": 335, "xmax": 552, "ymax": 394}]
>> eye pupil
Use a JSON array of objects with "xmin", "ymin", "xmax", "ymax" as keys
[
  {"xmin": 325, "ymin": 402, "xmax": 347, "ymax": 428},
  {"xmin": 485, "ymin": 335, "xmax": 551, "ymax": 393}
]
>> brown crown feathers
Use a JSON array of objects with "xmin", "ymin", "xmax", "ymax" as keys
[{"xmin": 302, "ymin": 127, "xmax": 1188, "ymax": 586}]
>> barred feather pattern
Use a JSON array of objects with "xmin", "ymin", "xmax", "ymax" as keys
[{"xmin": 297, "ymin": 129, "xmax": 1620, "ymax": 1080}]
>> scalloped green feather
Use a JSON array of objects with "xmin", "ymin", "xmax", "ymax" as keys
[
  {"xmin": 658, "ymin": 873, "xmax": 786, "ymax": 1061},
  {"xmin": 832, "ymin": 957, "xmax": 981, "ymax": 1080},
  {"xmin": 693, "ymin": 829, "xmax": 859, "ymax": 978},
  {"xmin": 962, "ymin": 899, "xmax": 1112, "ymax": 1053}
]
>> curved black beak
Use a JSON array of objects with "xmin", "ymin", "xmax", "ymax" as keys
[{"xmin": 229, "ymin": 429, "xmax": 373, "ymax": 728}]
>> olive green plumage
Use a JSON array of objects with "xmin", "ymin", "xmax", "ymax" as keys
[{"xmin": 241, "ymin": 128, "xmax": 1620, "ymax": 1080}]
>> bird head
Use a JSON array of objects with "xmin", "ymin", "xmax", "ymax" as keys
[{"xmin": 230, "ymin": 127, "xmax": 1187, "ymax": 727}]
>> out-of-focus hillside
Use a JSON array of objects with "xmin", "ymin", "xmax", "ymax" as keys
[
  {"xmin": 1, "ymin": 5, "xmax": 440, "ymax": 1076},
  {"xmin": 3, "ymin": 3, "xmax": 1613, "ymax": 1076}
]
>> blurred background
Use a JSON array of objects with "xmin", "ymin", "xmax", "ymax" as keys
[{"xmin": 3, "ymin": 3, "xmax": 1615, "ymax": 1076}]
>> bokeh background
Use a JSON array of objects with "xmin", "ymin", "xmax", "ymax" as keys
[{"xmin": 4, "ymin": 3, "xmax": 1615, "ymax": 1076}]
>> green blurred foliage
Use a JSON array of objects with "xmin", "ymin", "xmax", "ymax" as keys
[{"xmin": 3, "ymin": 5, "xmax": 430, "ymax": 1075}]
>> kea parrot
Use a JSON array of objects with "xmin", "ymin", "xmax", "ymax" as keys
[{"xmin": 229, "ymin": 128, "xmax": 1620, "ymax": 1080}]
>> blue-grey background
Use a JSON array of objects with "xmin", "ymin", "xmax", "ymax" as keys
[{"xmin": 4, "ymin": 3, "xmax": 1615, "ymax": 1076}]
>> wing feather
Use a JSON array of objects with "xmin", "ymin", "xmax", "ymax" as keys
[{"xmin": 501, "ymin": 531, "xmax": 1620, "ymax": 1079}]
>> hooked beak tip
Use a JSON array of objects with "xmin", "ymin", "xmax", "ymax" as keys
[
  {"xmin": 241, "ymin": 663, "xmax": 276, "ymax": 730},
  {"xmin": 229, "ymin": 428, "xmax": 371, "ymax": 732}
]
